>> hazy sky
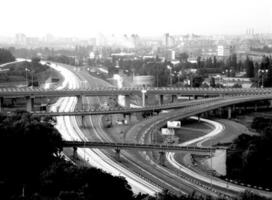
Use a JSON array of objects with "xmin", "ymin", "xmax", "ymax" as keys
[{"xmin": 1, "ymin": 0, "xmax": 272, "ymax": 37}]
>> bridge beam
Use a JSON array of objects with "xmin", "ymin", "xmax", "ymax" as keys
[
  {"xmin": 159, "ymin": 151, "xmax": 166, "ymax": 166},
  {"xmin": 26, "ymin": 96, "xmax": 34, "ymax": 112},
  {"xmin": 0, "ymin": 97, "xmax": 3, "ymax": 112}
]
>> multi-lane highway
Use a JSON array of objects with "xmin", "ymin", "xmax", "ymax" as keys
[
  {"xmin": 47, "ymin": 63, "xmax": 162, "ymax": 195},
  {"xmin": 3, "ymin": 60, "xmax": 272, "ymax": 198},
  {"xmin": 127, "ymin": 95, "xmax": 272, "ymax": 198}
]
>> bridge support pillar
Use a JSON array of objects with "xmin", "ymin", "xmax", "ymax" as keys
[
  {"xmin": 77, "ymin": 95, "xmax": 84, "ymax": 110},
  {"xmin": 228, "ymin": 107, "xmax": 232, "ymax": 119},
  {"xmin": 127, "ymin": 113, "xmax": 132, "ymax": 124},
  {"xmin": 198, "ymin": 114, "xmax": 201, "ymax": 122},
  {"xmin": 81, "ymin": 116, "xmax": 85, "ymax": 127},
  {"xmin": 159, "ymin": 94, "xmax": 164, "ymax": 105},
  {"xmin": 26, "ymin": 96, "xmax": 34, "ymax": 112},
  {"xmin": 194, "ymin": 95, "xmax": 198, "ymax": 100},
  {"xmin": 218, "ymin": 108, "xmax": 222, "ymax": 117},
  {"xmin": 142, "ymin": 93, "xmax": 147, "ymax": 107},
  {"xmin": 159, "ymin": 151, "xmax": 165, "ymax": 166},
  {"xmin": 115, "ymin": 148, "xmax": 121, "ymax": 162},
  {"xmin": 124, "ymin": 95, "xmax": 130, "ymax": 107},
  {"xmin": 171, "ymin": 95, "xmax": 177, "ymax": 103},
  {"xmin": 270, "ymin": 100, "xmax": 272, "ymax": 108},
  {"xmin": 73, "ymin": 146, "xmax": 78, "ymax": 160},
  {"xmin": 254, "ymin": 104, "xmax": 258, "ymax": 112},
  {"xmin": 0, "ymin": 97, "xmax": 3, "ymax": 112}
]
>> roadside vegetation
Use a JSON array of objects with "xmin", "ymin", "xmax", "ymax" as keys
[
  {"xmin": 0, "ymin": 49, "xmax": 59, "ymax": 87},
  {"xmin": 227, "ymin": 116, "xmax": 272, "ymax": 189},
  {"xmin": 0, "ymin": 48, "xmax": 15, "ymax": 64}
]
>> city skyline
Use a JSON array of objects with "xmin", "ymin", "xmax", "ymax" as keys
[{"xmin": 0, "ymin": 0, "xmax": 272, "ymax": 38}]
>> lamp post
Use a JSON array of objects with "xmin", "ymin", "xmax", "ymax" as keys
[
  {"xmin": 225, "ymin": 69, "xmax": 232, "ymax": 77},
  {"xmin": 258, "ymin": 69, "xmax": 268, "ymax": 88},
  {"xmin": 167, "ymin": 65, "xmax": 172, "ymax": 86},
  {"xmin": 25, "ymin": 68, "xmax": 30, "ymax": 87}
]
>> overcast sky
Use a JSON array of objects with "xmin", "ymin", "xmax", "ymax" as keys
[{"xmin": 1, "ymin": 0, "xmax": 272, "ymax": 37}]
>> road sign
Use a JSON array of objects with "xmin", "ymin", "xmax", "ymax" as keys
[
  {"xmin": 161, "ymin": 128, "xmax": 175, "ymax": 136},
  {"xmin": 167, "ymin": 121, "xmax": 181, "ymax": 128}
]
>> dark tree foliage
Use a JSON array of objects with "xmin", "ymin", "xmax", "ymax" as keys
[
  {"xmin": 192, "ymin": 76, "xmax": 204, "ymax": 87},
  {"xmin": 245, "ymin": 56, "xmax": 254, "ymax": 78},
  {"xmin": 0, "ymin": 111, "xmax": 63, "ymax": 198},
  {"xmin": 227, "ymin": 117, "xmax": 272, "ymax": 188},
  {"xmin": 0, "ymin": 48, "xmax": 15, "ymax": 64},
  {"xmin": 40, "ymin": 160, "xmax": 134, "ymax": 200}
]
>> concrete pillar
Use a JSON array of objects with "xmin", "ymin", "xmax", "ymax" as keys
[
  {"xmin": 81, "ymin": 116, "xmax": 85, "ymax": 127},
  {"xmin": 254, "ymin": 104, "xmax": 258, "ymax": 112},
  {"xmin": 11, "ymin": 98, "xmax": 16, "ymax": 106},
  {"xmin": 128, "ymin": 113, "xmax": 132, "ymax": 124},
  {"xmin": 77, "ymin": 95, "xmax": 83, "ymax": 110},
  {"xmin": 159, "ymin": 94, "xmax": 164, "ymax": 105},
  {"xmin": 124, "ymin": 95, "xmax": 130, "ymax": 107},
  {"xmin": 194, "ymin": 95, "xmax": 198, "ymax": 100},
  {"xmin": 26, "ymin": 96, "xmax": 34, "ymax": 112},
  {"xmin": 198, "ymin": 114, "xmax": 201, "ymax": 122},
  {"xmin": 159, "ymin": 151, "xmax": 166, "ymax": 166},
  {"xmin": 142, "ymin": 92, "xmax": 147, "ymax": 107},
  {"xmin": 228, "ymin": 107, "xmax": 232, "ymax": 119},
  {"xmin": 0, "ymin": 97, "xmax": 3, "ymax": 112},
  {"xmin": 73, "ymin": 147, "xmax": 78, "ymax": 160},
  {"xmin": 115, "ymin": 148, "xmax": 121, "ymax": 162},
  {"xmin": 218, "ymin": 108, "xmax": 222, "ymax": 117},
  {"xmin": 171, "ymin": 95, "xmax": 177, "ymax": 103}
]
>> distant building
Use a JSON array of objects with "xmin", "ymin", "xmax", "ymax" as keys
[
  {"xmin": 164, "ymin": 49, "xmax": 175, "ymax": 61},
  {"xmin": 133, "ymin": 75, "xmax": 154, "ymax": 87},
  {"xmin": 213, "ymin": 75, "xmax": 252, "ymax": 88},
  {"xmin": 217, "ymin": 45, "xmax": 234, "ymax": 57}
]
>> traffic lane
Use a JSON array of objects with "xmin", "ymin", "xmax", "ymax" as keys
[
  {"xmin": 78, "ymin": 71, "xmax": 202, "ymax": 195},
  {"xmin": 200, "ymin": 119, "xmax": 257, "ymax": 147},
  {"xmin": 74, "ymin": 70, "xmax": 161, "ymax": 194}
]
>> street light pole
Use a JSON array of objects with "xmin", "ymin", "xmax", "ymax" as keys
[
  {"xmin": 258, "ymin": 69, "xmax": 268, "ymax": 88},
  {"xmin": 167, "ymin": 65, "xmax": 172, "ymax": 86}
]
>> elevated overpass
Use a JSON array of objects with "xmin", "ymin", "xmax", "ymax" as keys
[
  {"xmin": 30, "ymin": 98, "xmax": 222, "ymax": 117},
  {"xmin": 63, "ymin": 140, "xmax": 221, "ymax": 155},
  {"xmin": 63, "ymin": 141, "xmax": 225, "ymax": 163},
  {"xmin": 1, "ymin": 87, "xmax": 272, "ymax": 112},
  {"xmin": 0, "ymin": 87, "xmax": 271, "ymax": 98}
]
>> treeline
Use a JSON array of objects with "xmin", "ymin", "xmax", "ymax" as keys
[
  {"xmin": 47, "ymin": 55, "xmax": 77, "ymax": 66},
  {"xmin": 226, "ymin": 116, "xmax": 272, "ymax": 188},
  {"xmin": 0, "ymin": 48, "xmax": 15, "ymax": 65}
]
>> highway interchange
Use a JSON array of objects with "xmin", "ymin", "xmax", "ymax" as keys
[{"xmin": 2, "ymin": 60, "xmax": 272, "ymax": 198}]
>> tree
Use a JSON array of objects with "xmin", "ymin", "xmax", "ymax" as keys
[
  {"xmin": 245, "ymin": 56, "xmax": 254, "ymax": 78},
  {"xmin": 192, "ymin": 75, "xmax": 204, "ymax": 87},
  {"xmin": 0, "ymin": 48, "xmax": 15, "ymax": 65},
  {"xmin": 0, "ymin": 112, "xmax": 63, "ymax": 197},
  {"xmin": 177, "ymin": 52, "xmax": 189, "ymax": 63}
]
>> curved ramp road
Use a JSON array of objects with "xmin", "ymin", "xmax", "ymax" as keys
[{"xmin": 47, "ymin": 63, "xmax": 161, "ymax": 195}]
